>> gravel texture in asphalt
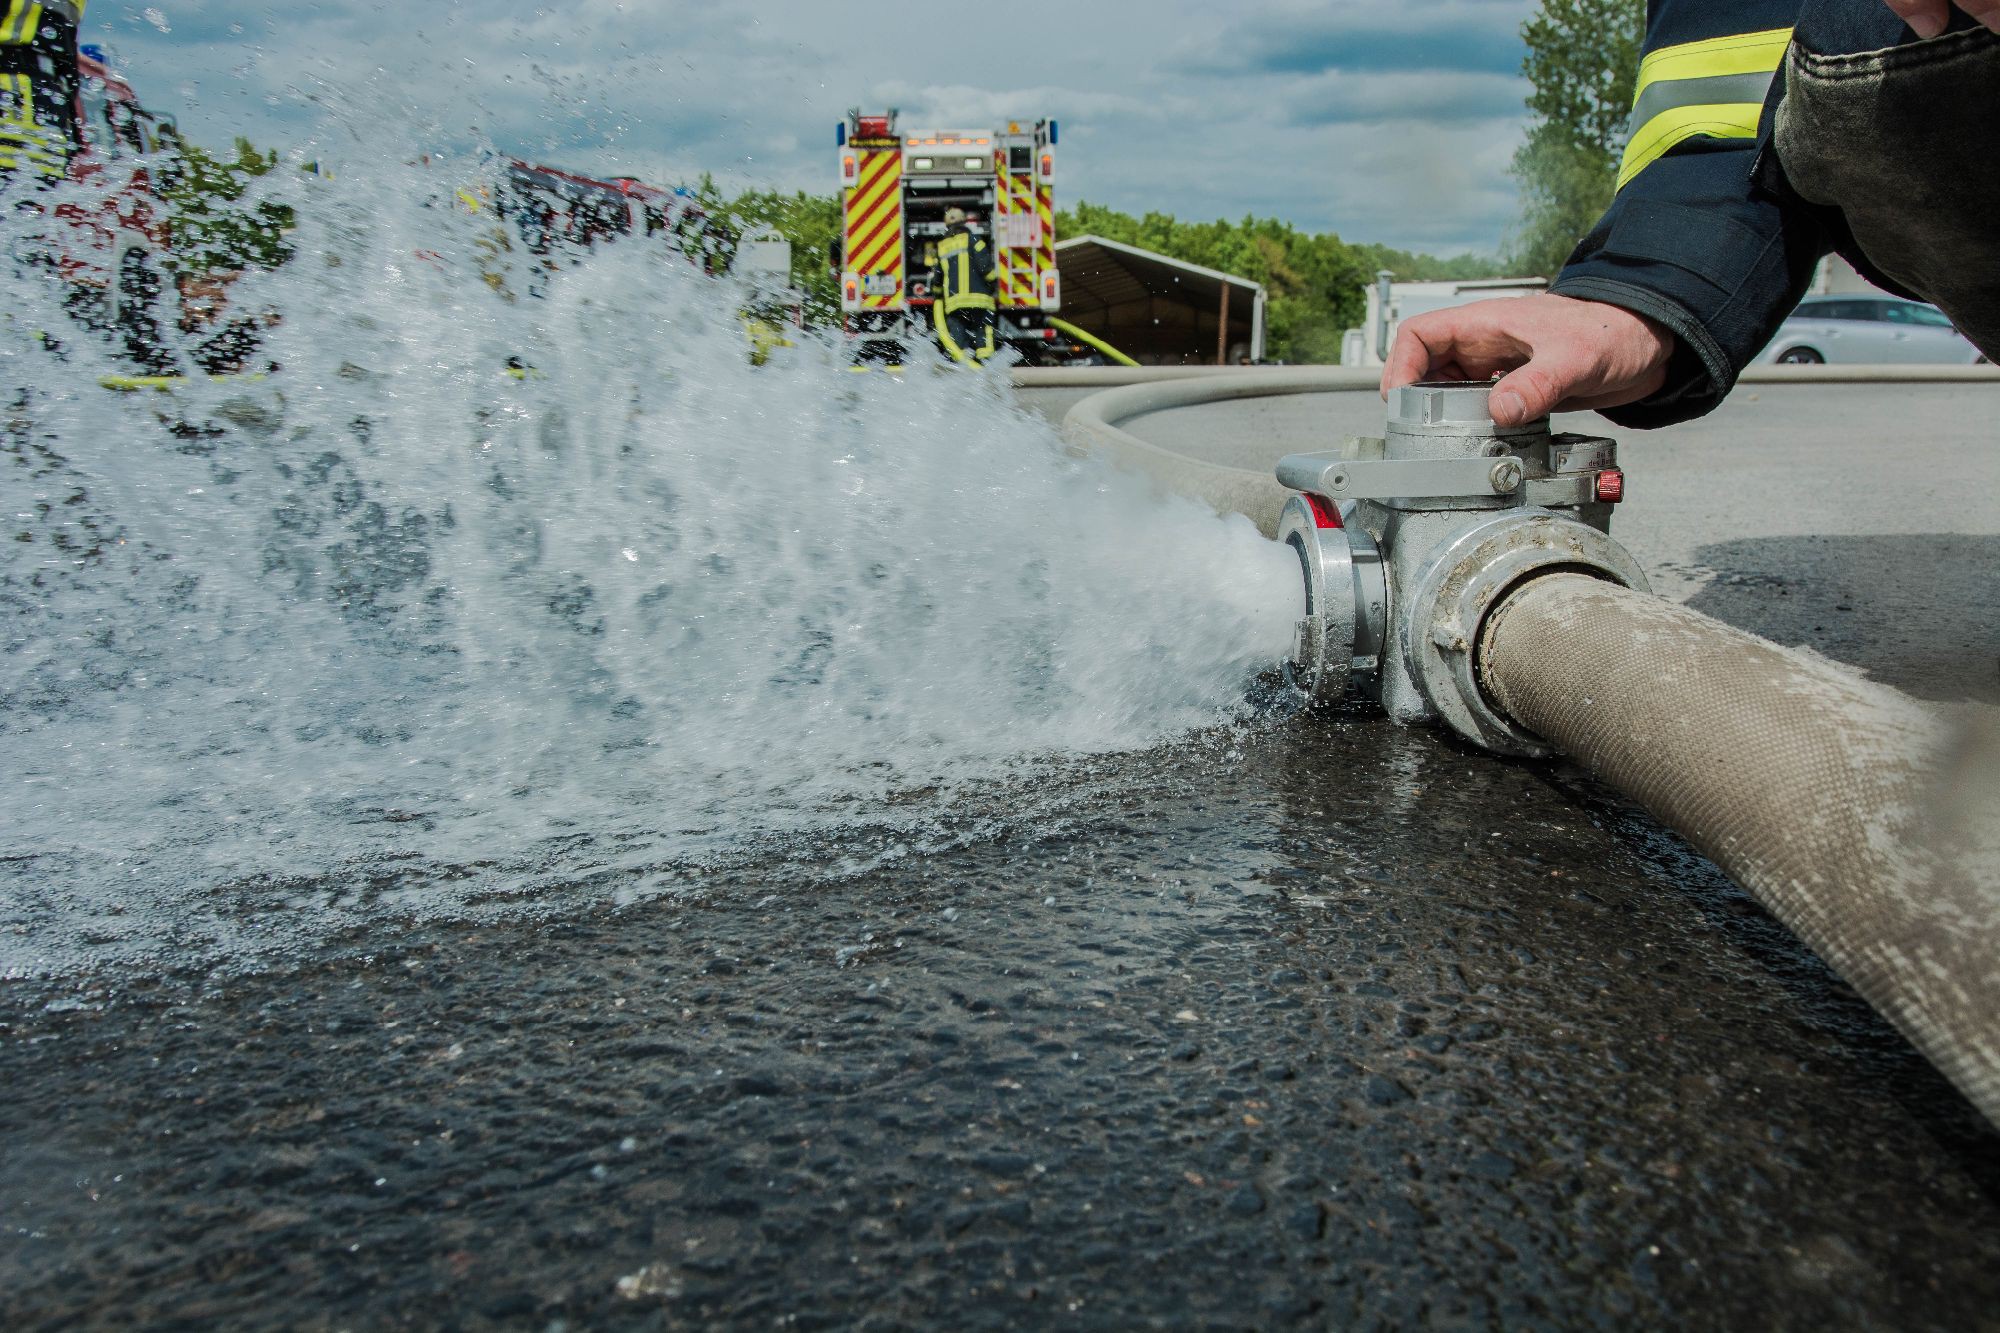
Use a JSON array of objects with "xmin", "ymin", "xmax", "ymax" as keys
[{"xmin": 5, "ymin": 381, "xmax": 1997, "ymax": 1330}]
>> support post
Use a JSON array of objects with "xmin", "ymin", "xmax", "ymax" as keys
[
  {"xmin": 1374, "ymin": 269, "xmax": 1394, "ymax": 364},
  {"xmin": 1217, "ymin": 283, "xmax": 1231, "ymax": 365}
]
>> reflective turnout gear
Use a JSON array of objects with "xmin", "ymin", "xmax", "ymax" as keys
[
  {"xmin": 936, "ymin": 228, "xmax": 996, "ymax": 313},
  {"xmin": 1773, "ymin": 23, "xmax": 2000, "ymax": 361},
  {"xmin": 1617, "ymin": 26, "xmax": 1794, "ymax": 190},
  {"xmin": 1, "ymin": 0, "xmax": 83, "ymax": 179},
  {"xmin": 1552, "ymin": 0, "xmax": 1999, "ymax": 427},
  {"xmin": 934, "ymin": 302, "xmax": 996, "ymax": 364},
  {"xmin": 934, "ymin": 226, "xmax": 998, "ymax": 363}
]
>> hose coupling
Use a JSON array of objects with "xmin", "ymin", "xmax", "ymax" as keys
[{"xmin": 1275, "ymin": 381, "xmax": 1647, "ymax": 753}]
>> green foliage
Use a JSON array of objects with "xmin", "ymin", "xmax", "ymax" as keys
[
  {"xmin": 1507, "ymin": 0, "xmax": 1645, "ymax": 278},
  {"xmin": 719, "ymin": 188, "xmax": 842, "ymax": 323},
  {"xmin": 160, "ymin": 135, "xmax": 296, "ymax": 278}
]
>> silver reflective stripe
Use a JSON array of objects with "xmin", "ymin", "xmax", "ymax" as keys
[{"xmin": 1625, "ymin": 69, "xmax": 1780, "ymax": 141}]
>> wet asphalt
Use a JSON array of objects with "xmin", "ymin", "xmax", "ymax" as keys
[{"xmin": 4, "ymin": 381, "xmax": 1999, "ymax": 1330}]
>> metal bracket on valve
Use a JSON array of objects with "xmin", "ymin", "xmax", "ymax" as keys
[{"xmin": 1277, "ymin": 453, "xmax": 1525, "ymax": 502}]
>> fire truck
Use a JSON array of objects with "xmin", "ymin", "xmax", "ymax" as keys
[
  {"xmin": 2, "ymin": 8, "xmax": 183, "ymax": 367},
  {"xmin": 488, "ymin": 157, "xmax": 734, "ymax": 282},
  {"xmin": 456, "ymin": 157, "xmax": 797, "ymax": 363},
  {"xmin": 835, "ymin": 108, "xmax": 1070, "ymax": 364}
]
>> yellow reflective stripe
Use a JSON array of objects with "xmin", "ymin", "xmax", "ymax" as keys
[
  {"xmin": 1, "ymin": 3, "xmax": 42, "ymax": 45},
  {"xmin": 933, "ymin": 298, "xmax": 964, "ymax": 361},
  {"xmin": 0, "ymin": 63, "xmax": 61, "ymax": 174},
  {"xmin": 1, "ymin": 69, "xmax": 43, "ymax": 132},
  {"xmin": 1618, "ymin": 27, "xmax": 1791, "ymax": 190},
  {"xmin": 1635, "ymin": 26, "xmax": 1792, "ymax": 85},
  {"xmin": 1617, "ymin": 101, "xmax": 1767, "ymax": 190}
]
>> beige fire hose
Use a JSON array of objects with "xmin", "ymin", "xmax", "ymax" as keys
[
  {"xmin": 1057, "ymin": 370, "xmax": 2000, "ymax": 1125},
  {"xmin": 1478, "ymin": 573, "xmax": 2000, "ymax": 1126}
]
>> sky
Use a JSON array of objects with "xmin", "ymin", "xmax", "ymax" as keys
[{"xmin": 83, "ymin": 0, "xmax": 1541, "ymax": 257}]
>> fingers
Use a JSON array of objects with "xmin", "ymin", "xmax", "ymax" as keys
[
  {"xmin": 1955, "ymin": 0, "xmax": 2000, "ymax": 33},
  {"xmin": 1489, "ymin": 357, "xmax": 1591, "ymax": 426},
  {"xmin": 1379, "ymin": 307, "xmax": 1528, "ymax": 397},
  {"xmin": 1379, "ymin": 304, "xmax": 1591, "ymax": 426},
  {"xmin": 1374, "ymin": 294, "xmax": 1673, "ymax": 425},
  {"xmin": 1882, "ymin": 0, "xmax": 2000, "ymax": 43},
  {"xmin": 1379, "ymin": 324, "xmax": 1442, "ymax": 399},
  {"xmin": 1881, "ymin": 0, "xmax": 1952, "ymax": 37}
]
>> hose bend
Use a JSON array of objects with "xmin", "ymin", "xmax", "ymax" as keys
[
  {"xmin": 1477, "ymin": 572, "xmax": 2000, "ymax": 1126},
  {"xmin": 1047, "ymin": 317, "xmax": 1140, "ymax": 368}
]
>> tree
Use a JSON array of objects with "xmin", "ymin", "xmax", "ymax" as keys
[
  {"xmin": 1507, "ymin": 0, "xmax": 1645, "ymax": 279},
  {"xmin": 160, "ymin": 134, "xmax": 296, "ymax": 279},
  {"xmin": 722, "ymin": 188, "xmax": 842, "ymax": 323},
  {"xmin": 1056, "ymin": 201, "xmax": 1507, "ymax": 362}
]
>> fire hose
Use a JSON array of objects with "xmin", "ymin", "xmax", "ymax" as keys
[
  {"xmin": 1062, "ymin": 376, "xmax": 2000, "ymax": 1125},
  {"xmin": 1046, "ymin": 317, "xmax": 1140, "ymax": 368}
]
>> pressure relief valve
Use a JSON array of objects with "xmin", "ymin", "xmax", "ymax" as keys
[{"xmin": 1274, "ymin": 381, "xmax": 1648, "ymax": 756}]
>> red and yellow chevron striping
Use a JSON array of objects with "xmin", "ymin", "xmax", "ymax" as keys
[
  {"xmin": 995, "ymin": 168, "xmax": 1042, "ymax": 307},
  {"xmin": 843, "ymin": 148, "xmax": 903, "ymax": 309}
]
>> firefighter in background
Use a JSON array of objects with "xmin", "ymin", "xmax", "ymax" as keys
[
  {"xmin": 933, "ymin": 206, "xmax": 998, "ymax": 364},
  {"xmin": 0, "ymin": 0, "xmax": 83, "ymax": 182}
]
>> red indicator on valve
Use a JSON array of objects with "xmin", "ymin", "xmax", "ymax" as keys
[
  {"xmin": 1305, "ymin": 494, "xmax": 1343, "ymax": 529},
  {"xmin": 1595, "ymin": 468, "xmax": 1625, "ymax": 503}
]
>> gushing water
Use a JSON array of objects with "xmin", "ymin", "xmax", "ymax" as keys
[{"xmin": 1, "ymin": 151, "xmax": 1300, "ymax": 978}]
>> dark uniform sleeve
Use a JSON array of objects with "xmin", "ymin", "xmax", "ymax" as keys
[{"xmin": 1549, "ymin": 0, "xmax": 1821, "ymax": 428}]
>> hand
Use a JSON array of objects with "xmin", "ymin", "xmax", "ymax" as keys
[
  {"xmin": 1379, "ymin": 294, "xmax": 1678, "ymax": 427},
  {"xmin": 1881, "ymin": 0, "xmax": 2000, "ymax": 37}
]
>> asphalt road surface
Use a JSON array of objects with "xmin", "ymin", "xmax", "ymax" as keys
[{"xmin": 4, "ymin": 378, "xmax": 1996, "ymax": 1330}]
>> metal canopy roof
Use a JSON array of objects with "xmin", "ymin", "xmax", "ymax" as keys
[{"xmin": 1055, "ymin": 235, "xmax": 1265, "ymax": 364}]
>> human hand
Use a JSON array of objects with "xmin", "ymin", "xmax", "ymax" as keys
[
  {"xmin": 1379, "ymin": 294, "xmax": 1677, "ymax": 427},
  {"xmin": 1881, "ymin": 0, "xmax": 2000, "ymax": 36}
]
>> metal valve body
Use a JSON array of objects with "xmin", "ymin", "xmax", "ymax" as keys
[{"xmin": 1275, "ymin": 381, "xmax": 1647, "ymax": 755}]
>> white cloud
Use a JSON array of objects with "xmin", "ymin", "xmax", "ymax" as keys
[{"xmin": 87, "ymin": 0, "xmax": 1539, "ymax": 256}]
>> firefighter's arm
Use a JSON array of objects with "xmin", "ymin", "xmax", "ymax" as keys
[
  {"xmin": 1384, "ymin": 136, "xmax": 1820, "ymax": 430},
  {"xmin": 1541, "ymin": 2, "xmax": 1829, "ymax": 427},
  {"xmin": 1540, "ymin": 144, "xmax": 1825, "ymax": 428},
  {"xmin": 1389, "ymin": 0, "xmax": 1822, "ymax": 428},
  {"xmin": 975, "ymin": 238, "xmax": 997, "ymax": 284}
]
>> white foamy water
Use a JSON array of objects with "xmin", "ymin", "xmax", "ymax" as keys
[{"xmin": 1, "ymin": 148, "xmax": 1300, "ymax": 978}]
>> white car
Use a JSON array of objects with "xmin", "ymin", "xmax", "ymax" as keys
[{"xmin": 1757, "ymin": 296, "xmax": 1987, "ymax": 365}]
